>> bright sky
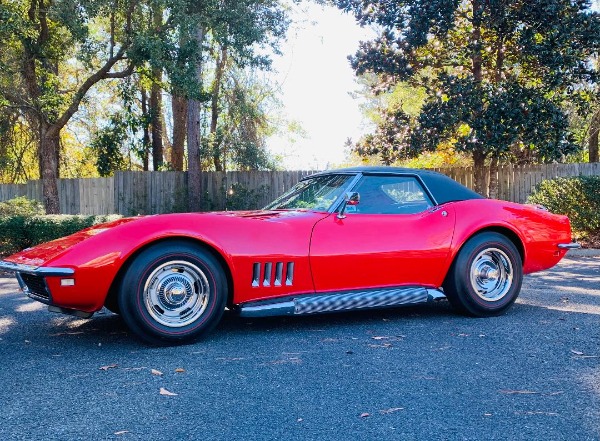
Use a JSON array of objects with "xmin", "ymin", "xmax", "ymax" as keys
[{"xmin": 266, "ymin": 3, "xmax": 377, "ymax": 170}]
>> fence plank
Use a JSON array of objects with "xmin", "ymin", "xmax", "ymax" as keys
[{"xmin": 3, "ymin": 164, "xmax": 600, "ymax": 214}]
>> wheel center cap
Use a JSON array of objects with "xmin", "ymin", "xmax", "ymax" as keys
[
  {"xmin": 479, "ymin": 265, "xmax": 499, "ymax": 281},
  {"xmin": 166, "ymin": 282, "xmax": 187, "ymax": 303}
]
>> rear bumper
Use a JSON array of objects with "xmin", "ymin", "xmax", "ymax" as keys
[{"xmin": 557, "ymin": 243, "xmax": 581, "ymax": 250}]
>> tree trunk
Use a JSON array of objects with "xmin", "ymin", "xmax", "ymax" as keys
[
  {"xmin": 472, "ymin": 148, "xmax": 487, "ymax": 196},
  {"xmin": 471, "ymin": 0, "xmax": 483, "ymax": 83},
  {"xmin": 489, "ymin": 156, "xmax": 499, "ymax": 199},
  {"xmin": 141, "ymin": 87, "xmax": 150, "ymax": 171},
  {"xmin": 39, "ymin": 123, "xmax": 60, "ymax": 213},
  {"xmin": 187, "ymin": 26, "xmax": 205, "ymax": 212},
  {"xmin": 210, "ymin": 45, "xmax": 228, "ymax": 171},
  {"xmin": 171, "ymin": 93, "xmax": 187, "ymax": 171},
  {"xmin": 149, "ymin": 5, "xmax": 164, "ymax": 171},
  {"xmin": 590, "ymin": 110, "xmax": 599, "ymax": 163},
  {"xmin": 150, "ymin": 72, "xmax": 164, "ymax": 170},
  {"xmin": 470, "ymin": 0, "xmax": 487, "ymax": 197}
]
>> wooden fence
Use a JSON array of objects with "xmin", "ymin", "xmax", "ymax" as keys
[
  {"xmin": 0, "ymin": 170, "xmax": 316, "ymax": 215},
  {"xmin": 432, "ymin": 162, "xmax": 600, "ymax": 203},
  {"xmin": 1, "ymin": 163, "xmax": 599, "ymax": 215}
]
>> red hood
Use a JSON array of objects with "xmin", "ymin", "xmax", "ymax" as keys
[
  {"xmin": 2, "ymin": 210, "xmax": 322, "ymax": 267},
  {"xmin": 3, "ymin": 217, "xmax": 138, "ymax": 267}
]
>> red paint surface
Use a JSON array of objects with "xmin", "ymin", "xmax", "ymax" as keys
[{"xmin": 4, "ymin": 198, "xmax": 573, "ymax": 313}]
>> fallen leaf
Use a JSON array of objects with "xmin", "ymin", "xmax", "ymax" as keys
[
  {"xmin": 516, "ymin": 411, "xmax": 559, "ymax": 416},
  {"xmin": 151, "ymin": 369, "xmax": 163, "ymax": 376},
  {"xmin": 499, "ymin": 389, "xmax": 539, "ymax": 395},
  {"xmin": 359, "ymin": 413, "xmax": 370, "ymax": 418},
  {"xmin": 159, "ymin": 387, "xmax": 177, "ymax": 396},
  {"xmin": 99, "ymin": 364, "xmax": 118, "ymax": 371},
  {"xmin": 50, "ymin": 331, "xmax": 84, "ymax": 337},
  {"xmin": 175, "ymin": 368, "xmax": 185, "ymax": 373},
  {"xmin": 114, "ymin": 430, "xmax": 129, "ymax": 435},
  {"xmin": 379, "ymin": 407, "xmax": 404, "ymax": 414}
]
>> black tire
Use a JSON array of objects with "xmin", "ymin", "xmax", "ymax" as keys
[
  {"xmin": 103, "ymin": 292, "xmax": 120, "ymax": 315},
  {"xmin": 118, "ymin": 240, "xmax": 227, "ymax": 345},
  {"xmin": 443, "ymin": 232, "xmax": 523, "ymax": 317}
]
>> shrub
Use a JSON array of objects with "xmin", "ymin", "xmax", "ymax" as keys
[
  {"xmin": 527, "ymin": 176, "xmax": 600, "ymax": 238},
  {"xmin": 0, "ymin": 216, "xmax": 28, "ymax": 257},
  {"xmin": 0, "ymin": 197, "xmax": 44, "ymax": 216},
  {"xmin": 0, "ymin": 214, "xmax": 122, "ymax": 257}
]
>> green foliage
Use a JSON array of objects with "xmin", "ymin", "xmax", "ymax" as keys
[
  {"xmin": 91, "ymin": 115, "xmax": 128, "ymax": 177},
  {"xmin": 527, "ymin": 176, "xmax": 600, "ymax": 237},
  {"xmin": 0, "ymin": 197, "xmax": 44, "ymax": 216},
  {"xmin": 0, "ymin": 214, "xmax": 122, "ymax": 257},
  {"xmin": 413, "ymin": 77, "xmax": 579, "ymax": 163},
  {"xmin": 0, "ymin": 216, "xmax": 27, "ymax": 257},
  {"xmin": 337, "ymin": 0, "xmax": 600, "ymax": 181}
]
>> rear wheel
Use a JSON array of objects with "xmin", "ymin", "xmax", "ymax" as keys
[
  {"xmin": 118, "ymin": 240, "xmax": 227, "ymax": 345},
  {"xmin": 443, "ymin": 232, "xmax": 522, "ymax": 317}
]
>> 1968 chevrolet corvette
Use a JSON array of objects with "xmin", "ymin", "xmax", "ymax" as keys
[{"xmin": 0, "ymin": 167, "xmax": 578, "ymax": 344}]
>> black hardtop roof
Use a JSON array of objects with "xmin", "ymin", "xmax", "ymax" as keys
[
  {"xmin": 310, "ymin": 166, "xmax": 444, "ymax": 175},
  {"xmin": 308, "ymin": 166, "xmax": 484, "ymax": 205}
]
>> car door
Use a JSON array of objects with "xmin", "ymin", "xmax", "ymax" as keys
[{"xmin": 309, "ymin": 174, "xmax": 456, "ymax": 292}]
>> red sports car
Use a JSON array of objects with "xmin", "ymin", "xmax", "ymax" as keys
[{"xmin": 0, "ymin": 167, "xmax": 578, "ymax": 344}]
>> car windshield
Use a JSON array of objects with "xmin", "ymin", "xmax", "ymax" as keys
[{"xmin": 264, "ymin": 174, "xmax": 354, "ymax": 211}]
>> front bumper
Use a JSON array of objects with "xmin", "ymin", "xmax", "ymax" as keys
[
  {"xmin": 0, "ymin": 260, "xmax": 74, "ymax": 276},
  {"xmin": 0, "ymin": 260, "xmax": 74, "ymax": 305}
]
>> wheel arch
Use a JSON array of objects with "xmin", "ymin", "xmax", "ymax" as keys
[
  {"xmin": 104, "ymin": 236, "xmax": 235, "ymax": 311},
  {"xmin": 451, "ymin": 225, "xmax": 525, "ymax": 269}
]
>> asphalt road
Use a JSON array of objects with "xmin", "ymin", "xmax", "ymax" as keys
[{"xmin": 0, "ymin": 256, "xmax": 598, "ymax": 441}]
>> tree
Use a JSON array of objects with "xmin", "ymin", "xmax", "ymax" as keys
[
  {"xmin": 0, "ymin": 0, "xmax": 150, "ymax": 212},
  {"xmin": 182, "ymin": 0, "xmax": 289, "ymax": 209},
  {"xmin": 336, "ymin": 0, "xmax": 600, "ymax": 195}
]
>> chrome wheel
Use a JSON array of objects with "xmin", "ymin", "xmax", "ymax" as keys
[
  {"xmin": 143, "ymin": 260, "xmax": 210, "ymax": 328},
  {"xmin": 469, "ymin": 247, "xmax": 513, "ymax": 302}
]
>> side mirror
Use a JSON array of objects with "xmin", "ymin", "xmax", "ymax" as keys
[{"xmin": 337, "ymin": 191, "xmax": 360, "ymax": 219}]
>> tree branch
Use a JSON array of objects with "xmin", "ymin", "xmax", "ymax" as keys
[
  {"xmin": 104, "ymin": 63, "xmax": 135, "ymax": 78},
  {"xmin": 48, "ymin": 0, "xmax": 139, "ymax": 136}
]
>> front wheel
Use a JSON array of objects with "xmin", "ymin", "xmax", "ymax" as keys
[
  {"xmin": 118, "ymin": 240, "xmax": 227, "ymax": 345},
  {"xmin": 443, "ymin": 232, "xmax": 523, "ymax": 317}
]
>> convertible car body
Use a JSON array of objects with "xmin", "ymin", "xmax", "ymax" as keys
[{"xmin": 0, "ymin": 167, "xmax": 578, "ymax": 344}]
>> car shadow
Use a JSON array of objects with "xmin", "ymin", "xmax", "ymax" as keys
[{"xmin": 2, "ymin": 299, "xmax": 459, "ymax": 349}]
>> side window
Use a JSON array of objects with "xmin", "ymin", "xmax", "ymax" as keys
[{"xmin": 350, "ymin": 175, "xmax": 433, "ymax": 214}]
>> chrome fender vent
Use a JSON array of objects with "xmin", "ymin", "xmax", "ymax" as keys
[{"xmin": 252, "ymin": 262, "xmax": 294, "ymax": 287}]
